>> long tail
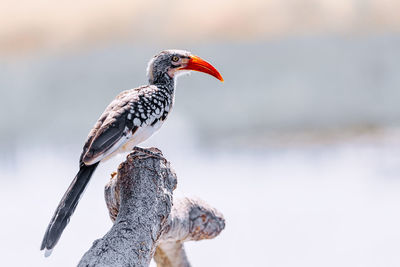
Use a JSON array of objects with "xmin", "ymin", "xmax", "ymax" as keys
[{"xmin": 40, "ymin": 162, "xmax": 99, "ymax": 256}]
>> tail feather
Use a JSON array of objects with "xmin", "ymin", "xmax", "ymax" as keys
[{"xmin": 40, "ymin": 162, "xmax": 99, "ymax": 254}]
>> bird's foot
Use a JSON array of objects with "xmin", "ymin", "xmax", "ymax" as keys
[{"xmin": 132, "ymin": 147, "xmax": 167, "ymax": 163}]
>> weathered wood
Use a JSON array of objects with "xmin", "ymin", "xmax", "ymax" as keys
[
  {"xmin": 81, "ymin": 147, "xmax": 225, "ymax": 267},
  {"xmin": 106, "ymin": 173, "xmax": 225, "ymax": 267},
  {"xmin": 154, "ymin": 198, "xmax": 225, "ymax": 267},
  {"xmin": 78, "ymin": 148, "xmax": 177, "ymax": 267}
]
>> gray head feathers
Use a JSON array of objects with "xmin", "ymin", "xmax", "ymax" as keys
[{"xmin": 147, "ymin": 49, "xmax": 191, "ymax": 85}]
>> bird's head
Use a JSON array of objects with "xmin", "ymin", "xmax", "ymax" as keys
[{"xmin": 147, "ymin": 49, "xmax": 223, "ymax": 85}]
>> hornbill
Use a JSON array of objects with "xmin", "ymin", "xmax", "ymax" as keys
[{"xmin": 40, "ymin": 49, "xmax": 223, "ymax": 256}]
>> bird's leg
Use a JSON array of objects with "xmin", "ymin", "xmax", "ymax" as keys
[{"xmin": 132, "ymin": 146, "xmax": 167, "ymax": 162}]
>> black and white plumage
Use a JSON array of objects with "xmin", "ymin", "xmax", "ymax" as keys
[
  {"xmin": 81, "ymin": 84, "xmax": 173, "ymax": 165},
  {"xmin": 40, "ymin": 49, "xmax": 223, "ymax": 256}
]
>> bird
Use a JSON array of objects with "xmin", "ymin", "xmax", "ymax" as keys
[{"xmin": 40, "ymin": 49, "xmax": 223, "ymax": 256}]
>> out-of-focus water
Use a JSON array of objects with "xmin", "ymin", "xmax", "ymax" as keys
[
  {"xmin": 1, "ymin": 35, "xmax": 400, "ymax": 152},
  {"xmin": 1, "ymin": 123, "xmax": 400, "ymax": 266}
]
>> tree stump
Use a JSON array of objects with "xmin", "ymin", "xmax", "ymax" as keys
[{"xmin": 78, "ymin": 148, "xmax": 225, "ymax": 267}]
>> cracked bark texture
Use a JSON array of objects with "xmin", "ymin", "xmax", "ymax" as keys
[
  {"xmin": 78, "ymin": 148, "xmax": 177, "ymax": 267},
  {"xmin": 154, "ymin": 198, "xmax": 225, "ymax": 267},
  {"xmin": 105, "ymin": 159, "xmax": 225, "ymax": 267}
]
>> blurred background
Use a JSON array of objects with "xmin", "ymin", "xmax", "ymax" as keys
[{"xmin": 1, "ymin": 0, "xmax": 400, "ymax": 266}]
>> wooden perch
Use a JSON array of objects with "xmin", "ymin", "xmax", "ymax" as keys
[
  {"xmin": 78, "ymin": 148, "xmax": 177, "ymax": 267},
  {"xmin": 154, "ymin": 198, "xmax": 225, "ymax": 267},
  {"xmin": 78, "ymin": 148, "xmax": 225, "ymax": 267}
]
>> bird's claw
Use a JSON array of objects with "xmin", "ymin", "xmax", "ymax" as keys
[{"xmin": 132, "ymin": 147, "xmax": 167, "ymax": 163}]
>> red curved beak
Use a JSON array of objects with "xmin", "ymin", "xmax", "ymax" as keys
[{"xmin": 181, "ymin": 55, "xmax": 224, "ymax": 82}]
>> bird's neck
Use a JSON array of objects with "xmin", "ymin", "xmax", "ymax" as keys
[{"xmin": 149, "ymin": 73, "xmax": 175, "ymax": 93}]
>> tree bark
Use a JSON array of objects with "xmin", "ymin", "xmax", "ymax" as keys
[
  {"xmin": 78, "ymin": 148, "xmax": 177, "ymax": 267},
  {"xmin": 154, "ymin": 198, "xmax": 225, "ymax": 267},
  {"xmin": 79, "ymin": 147, "xmax": 225, "ymax": 267}
]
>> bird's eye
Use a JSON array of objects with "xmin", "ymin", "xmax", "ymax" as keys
[{"xmin": 172, "ymin": 56, "xmax": 179, "ymax": 62}]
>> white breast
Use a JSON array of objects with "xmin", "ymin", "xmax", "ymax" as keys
[
  {"xmin": 123, "ymin": 120, "xmax": 164, "ymax": 151},
  {"xmin": 100, "ymin": 119, "xmax": 165, "ymax": 162}
]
